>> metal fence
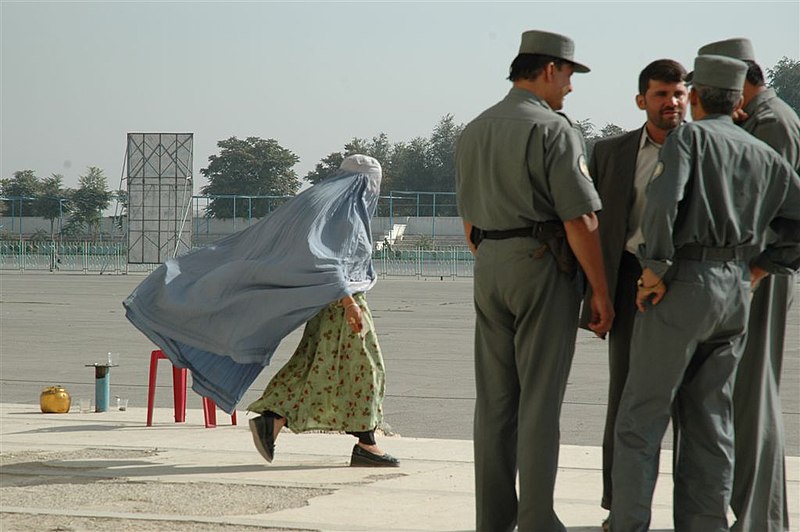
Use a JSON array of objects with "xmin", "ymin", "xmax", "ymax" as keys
[
  {"xmin": 192, "ymin": 191, "xmax": 457, "ymax": 221},
  {"xmin": 2, "ymin": 192, "xmax": 458, "ymax": 239},
  {"xmin": 373, "ymin": 247, "xmax": 474, "ymax": 278},
  {"xmin": 0, "ymin": 241, "xmax": 153, "ymax": 273},
  {"xmin": 0, "ymin": 240, "xmax": 474, "ymax": 278}
]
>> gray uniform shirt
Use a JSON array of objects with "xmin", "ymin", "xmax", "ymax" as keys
[
  {"xmin": 640, "ymin": 115, "xmax": 800, "ymax": 278},
  {"xmin": 741, "ymin": 88, "xmax": 800, "ymax": 172},
  {"xmin": 455, "ymin": 87, "xmax": 601, "ymax": 229}
]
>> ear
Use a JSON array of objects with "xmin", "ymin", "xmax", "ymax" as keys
[
  {"xmin": 636, "ymin": 94, "xmax": 646, "ymax": 110},
  {"xmin": 733, "ymin": 94, "xmax": 744, "ymax": 112},
  {"xmin": 689, "ymin": 88, "xmax": 699, "ymax": 106},
  {"xmin": 544, "ymin": 61, "xmax": 556, "ymax": 81}
]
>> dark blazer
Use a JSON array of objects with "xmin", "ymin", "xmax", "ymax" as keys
[{"xmin": 580, "ymin": 126, "xmax": 643, "ymax": 329}]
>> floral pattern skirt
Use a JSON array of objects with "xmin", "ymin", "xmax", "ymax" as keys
[{"xmin": 247, "ymin": 292, "xmax": 385, "ymax": 433}]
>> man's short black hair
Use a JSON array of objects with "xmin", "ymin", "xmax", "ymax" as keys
[
  {"xmin": 638, "ymin": 59, "xmax": 687, "ymax": 95},
  {"xmin": 693, "ymin": 83, "xmax": 742, "ymax": 115},
  {"xmin": 744, "ymin": 60, "xmax": 765, "ymax": 86},
  {"xmin": 508, "ymin": 53, "xmax": 569, "ymax": 82}
]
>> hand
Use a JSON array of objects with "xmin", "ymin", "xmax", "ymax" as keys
[
  {"xmin": 588, "ymin": 292, "xmax": 615, "ymax": 337},
  {"xmin": 344, "ymin": 303, "xmax": 364, "ymax": 334},
  {"xmin": 750, "ymin": 265, "xmax": 769, "ymax": 291},
  {"xmin": 636, "ymin": 278, "xmax": 667, "ymax": 312},
  {"xmin": 463, "ymin": 221, "xmax": 478, "ymax": 256},
  {"xmin": 732, "ymin": 108, "xmax": 749, "ymax": 123}
]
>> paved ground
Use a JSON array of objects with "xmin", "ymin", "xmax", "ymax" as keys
[
  {"xmin": 0, "ymin": 272, "xmax": 797, "ymax": 453},
  {"xmin": 1, "ymin": 271, "xmax": 799, "ymax": 531},
  {"xmin": 2, "ymin": 402, "xmax": 797, "ymax": 531}
]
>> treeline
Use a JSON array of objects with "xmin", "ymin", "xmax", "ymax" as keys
[
  {"xmin": 2, "ymin": 113, "xmax": 624, "ymax": 226},
  {"xmin": 198, "ymin": 114, "xmax": 628, "ymax": 219},
  {"xmin": 4, "ymin": 56, "xmax": 798, "ymax": 225},
  {"xmin": 200, "ymin": 115, "xmax": 466, "ymax": 218},
  {"xmin": 0, "ymin": 167, "xmax": 117, "ymax": 238}
]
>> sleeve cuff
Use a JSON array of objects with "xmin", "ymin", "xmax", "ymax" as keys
[
  {"xmin": 640, "ymin": 258, "xmax": 672, "ymax": 278},
  {"xmin": 557, "ymin": 197, "xmax": 603, "ymax": 221},
  {"xmin": 752, "ymin": 252, "xmax": 797, "ymax": 276}
]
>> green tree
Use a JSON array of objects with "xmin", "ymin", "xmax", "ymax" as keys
[
  {"xmin": 576, "ymin": 120, "xmax": 626, "ymax": 159},
  {"xmin": 391, "ymin": 137, "xmax": 431, "ymax": 192},
  {"xmin": 37, "ymin": 174, "xmax": 71, "ymax": 238},
  {"xmin": 427, "ymin": 114, "xmax": 464, "ymax": 193},
  {"xmin": 201, "ymin": 137, "xmax": 300, "ymax": 219},
  {"xmin": 347, "ymin": 133, "xmax": 397, "ymax": 191},
  {"xmin": 305, "ymin": 133, "xmax": 397, "ymax": 190},
  {"xmin": 305, "ymin": 152, "xmax": 346, "ymax": 185},
  {"xmin": 768, "ymin": 56, "xmax": 800, "ymax": 114},
  {"xmin": 306, "ymin": 116, "xmax": 465, "ymax": 201},
  {"xmin": 70, "ymin": 166, "xmax": 112, "ymax": 238},
  {"xmin": 1, "ymin": 170, "xmax": 41, "ymax": 217},
  {"xmin": 599, "ymin": 123, "xmax": 626, "ymax": 138},
  {"xmin": 112, "ymin": 189, "xmax": 129, "ymax": 231},
  {"xmin": 388, "ymin": 116, "xmax": 465, "ymax": 196}
]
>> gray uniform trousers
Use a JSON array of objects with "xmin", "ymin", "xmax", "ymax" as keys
[
  {"xmin": 601, "ymin": 250, "xmax": 641, "ymax": 510},
  {"xmin": 473, "ymin": 237, "xmax": 579, "ymax": 532},
  {"xmin": 610, "ymin": 259, "xmax": 750, "ymax": 532},
  {"xmin": 731, "ymin": 273, "xmax": 794, "ymax": 532}
]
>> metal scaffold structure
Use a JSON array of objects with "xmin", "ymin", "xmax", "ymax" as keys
[{"xmin": 125, "ymin": 133, "xmax": 193, "ymax": 264}]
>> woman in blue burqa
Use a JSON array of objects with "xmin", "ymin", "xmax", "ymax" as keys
[{"xmin": 124, "ymin": 154, "xmax": 398, "ymax": 467}]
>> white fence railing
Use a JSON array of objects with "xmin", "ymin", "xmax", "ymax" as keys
[{"xmin": 0, "ymin": 240, "xmax": 474, "ymax": 278}]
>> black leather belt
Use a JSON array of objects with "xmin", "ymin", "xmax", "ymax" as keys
[
  {"xmin": 674, "ymin": 244, "xmax": 755, "ymax": 261},
  {"xmin": 475, "ymin": 221, "xmax": 558, "ymax": 241},
  {"xmin": 481, "ymin": 227, "xmax": 536, "ymax": 240}
]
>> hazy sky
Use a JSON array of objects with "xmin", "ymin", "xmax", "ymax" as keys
[{"xmin": 2, "ymin": 1, "xmax": 799, "ymax": 193}]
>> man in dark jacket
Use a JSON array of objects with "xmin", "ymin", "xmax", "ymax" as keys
[{"xmin": 580, "ymin": 58, "xmax": 688, "ymax": 531}]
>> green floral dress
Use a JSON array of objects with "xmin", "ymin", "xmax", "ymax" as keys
[{"xmin": 247, "ymin": 292, "xmax": 385, "ymax": 433}]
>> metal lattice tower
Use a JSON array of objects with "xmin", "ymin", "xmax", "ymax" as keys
[{"xmin": 126, "ymin": 133, "xmax": 193, "ymax": 264}]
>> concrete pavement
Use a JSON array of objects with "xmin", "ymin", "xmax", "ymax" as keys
[{"xmin": 6, "ymin": 402, "xmax": 798, "ymax": 531}]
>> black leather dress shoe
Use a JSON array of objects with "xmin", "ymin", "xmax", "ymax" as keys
[
  {"xmin": 249, "ymin": 415, "xmax": 274, "ymax": 463},
  {"xmin": 350, "ymin": 444, "xmax": 400, "ymax": 467}
]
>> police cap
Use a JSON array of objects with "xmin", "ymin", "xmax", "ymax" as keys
[
  {"xmin": 691, "ymin": 54, "xmax": 748, "ymax": 91},
  {"xmin": 517, "ymin": 30, "xmax": 590, "ymax": 73}
]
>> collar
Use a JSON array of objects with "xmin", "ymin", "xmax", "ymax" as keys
[
  {"xmin": 743, "ymin": 87, "xmax": 776, "ymax": 116},
  {"xmin": 638, "ymin": 125, "xmax": 662, "ymax": 150},
  {"xmin": 508, "ymin": 87, "xmax": 552, "ymax": 111},
  {"xmin": 700, "ymin": 114, "xmax": 736, "ymax": 124}
]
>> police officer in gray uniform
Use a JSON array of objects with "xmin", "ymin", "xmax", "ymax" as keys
[
  {"xmin": 610, "ymin": 55, "xmax": 800, "ymax": 532},
  {"xmin": 696, "ymin": 37, "xmax": 800, "ymax": 532},
  {"xmin": 455, "ymin": 30, "xmax": 614, "ymax": 532}
]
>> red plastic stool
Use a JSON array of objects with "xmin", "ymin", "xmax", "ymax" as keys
[{"xmin": 146, "ymin": 349, "xmax": 237, "ymax": 428}]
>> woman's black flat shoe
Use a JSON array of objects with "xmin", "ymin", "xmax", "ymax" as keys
[
  {"xmin": 350, "ymin": 444, "xmax": 400, "ymax": 467},
  {"xmin": 249, "ymin": 415, "xmax": 275, "ymax": 463}
]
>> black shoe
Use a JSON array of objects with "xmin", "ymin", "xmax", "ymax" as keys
[
  {"xmin": 350, "ymin": 444, "xmax": 400, "ymax": 467},
  {"xmin": 249, "ymin": 415, "xmax": 274, "ymax": 463}
]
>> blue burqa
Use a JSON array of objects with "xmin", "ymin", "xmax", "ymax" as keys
[{"xmin": 123, "ymin": 155, "xmax": 382, "ymax": 413}]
